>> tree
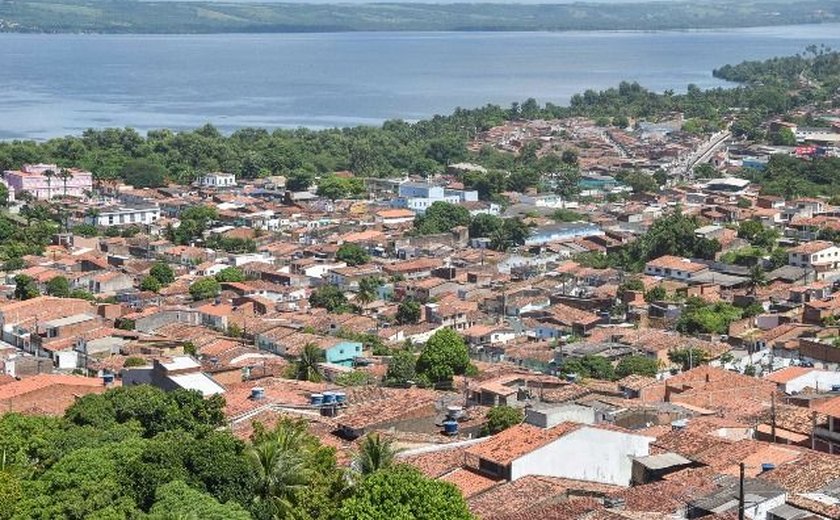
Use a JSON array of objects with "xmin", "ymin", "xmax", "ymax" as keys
[
  {"xmin": 676, "ymin": 298, "xmax": 742, "ymax": 335},
  {"xmin": 644, "ymin": 284, "xmax": 667, "ymax": 303},
  {"xmin": 149, "ymin": 261, "xmax": 175, "ymax": 285},
  {"xmin": 620, "ymin": 171, "xmax": 658, "ymax": 193},
  {"xmin": 385, "ymin": 350, "xmax": 417, "ymax": 387},
  {"xmin": 618, "ymin": 277, "xmax": 644, "ymax": 295},
  {"xmin": 147, "ymin": 481, "xmax": 251, "ymax": 520},
  {"xmin": 353, "ymin": 433, "xmax": 402, "ymax": 476},
  {"xmin": 189, "ymin": 277, "xmax": 221, "ymax": 301},
  {"xmin": 773, "ymin": 127, "xmax": 797, "ymax": 146},
  {"xmin": 490, "ymin": 218, "xmax": 530, "ymax": 252},
  {"xmin": 0, "ymin": 183, "xmax": 9, "ymax": 207},
  {"xmin": 294, "ymin": 343, "xmax": 325, "ymax": 382},
  {"xmin": 616, "ymin": 356, "xmax": 660, "ymax": 378},
  {"xmin": 45, "ymin": 276, "xmax": 71, "ymax": 297},
  {"xmin": 468, "ymin": 213, "xmax": 502, "ymax": 239},
  {"xmin": 317, "ymin": 175, "xmax": 364, "ymax": 200},
  {"xmin": 285, "ymin": 171, "xmax": 313, "ymax": 192},
  {"xmin": 396, "ymin": 300, "xmax": 421, "ymax": 325},
  {"xmin": 309, "ymin": 285, "xmax": 349, "ymax": 313},
  {"xmin": 551, "ymin": 208, "xmax": 585, "ymax": 222},
  {"xmin": 481, "ymin": 406, "xmax": 524, "ymax": 436},
  {"xmin": 215, "ymin": 266, "xmax": 245, "ymax": 283},
  {"xmin": 336, "ymin": 243, "xmax": 370, "ymax": 266},
  {"xmin": 415, "ymin": 328, "xmax": 469, "ymax": 384},
  {"xmin": 561, "ymin": 355, "xmax": 615, "ymax": 380},
  {"xmin": 65, "ymin": 386, "xmax": 225, "ymax": 438},
  {"xmin": 748, "ymin": 265, "xmax": 768, "ymax": 296},
  {"xmin": 668, "ymin": 348, "xmax": 711, "ymax": 371},
  {"xmin": 336, "ymin": 465, "xmax": 472, "ymax": 520},
  {"xmin": 14, "ymin": 274, "xmax": 39, "ymax": 300},
  {"xmin": 414, "ymin": 202, "xmax": 470, "ymax": 235},
  {"xmin": 121, "ymin": 158, "xmax": 167, "ymax": 188},
  {"xmin": 139, "ymin": 275, "xmax": 162, "ymax": 293},
  {"xmin": 247, "ymin": 433, "xmax": 309, "ymax": 518},
  {"xmin": 356, "ymin": 277, "xmax": 381, "ymax": 307}
]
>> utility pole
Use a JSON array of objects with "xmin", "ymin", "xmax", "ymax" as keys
[
  {"xmin": 738, "ymin": 462, "xmax": 745, "ymax": 520},
  {"xmin": 771, "ymin": 392, "xmax": 777, "ymax": 443}
]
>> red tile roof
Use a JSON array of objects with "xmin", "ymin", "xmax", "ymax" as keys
[{"xmin": 465, "ymin": 422, "xmax": 580, "ymax": 466}]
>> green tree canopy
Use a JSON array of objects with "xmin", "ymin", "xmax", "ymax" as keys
[
  {"xmin": 309, "ymin": 285, "xmax": 349, "ymax": 313},
  {"xmin": 616, "ymin": 356, "xmax": 660, "ymax": 378},
  {"xmin": 147, "ymin": 481, "xmax": 251, "ymax": 520},
  {"xmin": 45, "ymin": 276, "xmax": 71, "ymax": 297},
  {"xmin": 149, "ymin": 261, "xmax": 175, "ymax": 285},
  {"xmin": 189, "ymin": 277, "xmax": 221, "ymax": 301},
  {"xmin": 416, "ymin": 328, "xmax": 470, "ymax": 384},
  {"xmin": 14, "ymin": 274, "xmax": 40, "ymax": 300},
  {"xmin": 336, "ymin": 243, "xmax": 370, "ymax": 266},
  {"xmin": 215, "ymin": 266, "xmax": 246, "ymax": 283},
  {"xmin": 336, "ymin": 465, "xmax": 473, "ymax": 520},
  {"xmin": 414, "ymin": 202, "xmax": 470, "ymax": 235},
  {"xmin": 121, "ymin": 158, "xmax": 167, "ymax": 188},
  {"xmin": 385, "ymin": 350, "xmax": 417, "ymax": 387},
  {"xmin": 396, "ymin": 300, "xmax": 421, "ymax": 325},
  {"xmin": 481, "ymin": 406, "xmax": 524, "ymax": 436},
  {"xmin": 561, "ymin": 355, "xmax": 615, "ymax": 381}
]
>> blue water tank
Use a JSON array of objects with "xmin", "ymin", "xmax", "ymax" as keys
[
  {"xmin": 251, "ymin": 387, "xmax": 266, "ymax": 400},
  {"xmin": 831, "ymin": 385, "xmax": 840, "ymax": 392},
  {"xmin": 310, "ymin": 394, "xmax": 324, "ymax": 406},
  {"xmin": 102, "ymin": 373, "xmax": 115, "ymax": 385},
  {"xmin": 761, "ymin": 463, "xmax": 775, "ymax": 473},
  {"xmin": 334, "ymin": 391, "xmax": 347, "ymax": 404},
  {"xmin": 322, "ymin": 392, "xmax": 336, "ymax": 405},
  {"xmin": 443, "ymin": 420, "xmax": 459, "ymax": 436}
]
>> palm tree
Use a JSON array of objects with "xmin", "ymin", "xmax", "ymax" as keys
[
  {"xmin": 57, "ymin": 168, "xmax": 73, "ymax": 198},
  {"xmin": 43, "ymin": 169, "xmax": 55, "ymax": 200},
  {"xmin": 355, "ymin": 276, "xmax": 381, "ymax": 308},
  {"xmin": 748, "ymin": 265, "xmax": 767, "ymax": 296},
  {"xmin": 247, "ymin": 438, "xmax": 309, "ymax": 518},
  {"xmin": 295, "ymin": 343, "xmax": 325, "ymax": 382},
  {"xmin": 353, "ymin": 433, "xmax": 403, "ymax": 476}
]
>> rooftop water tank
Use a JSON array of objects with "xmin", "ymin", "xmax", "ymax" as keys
[
  {"xmin": 671, "ymin": 419, "xmax": 689, "ymax": 431},
  {"xmin": 102, "ymin": 373, "xmax": 115, "ymax": 385},
  {"xmin": 761, "ymin": 463, "xmax": 776, "ymax": 473},
  {"xmin": 310, "ymin": 394, "xmax": 324, "ymax": 406},
  {"xmin": 322, "ymin": 392, "xmax": 336, "ymax": 405},
  {"xmin": 443, "ymin": 419, "xmax": 459, "ymax": 436},
  {"xmin": 831, "ymin": 385, "xmax": 840, "ymax": 392},
  {"xmin": 446, "ymin": 406, "xmax": 463, "ymax": 420},
  {"xmin": 334, "ymin": 391, "xmax": 347, "ymax": 404},
  {"xmin": 251, "ymin": 387, "xmax": 265, "ymax": 400}
]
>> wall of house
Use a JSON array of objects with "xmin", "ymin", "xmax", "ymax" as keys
[
  {"xmin": 510, "ymin": 427, "xmax": 651, "ymax": 485},
  {"xmin": 326, "ymin": 341, "xmax": 363, "ymax": 366},
  {"xmin": 525, "ymin": 404, "xmax": 595, "ymax": 429}
]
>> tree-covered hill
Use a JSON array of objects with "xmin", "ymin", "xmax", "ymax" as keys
[{"xmin": 0, "ymin": 0, "xmax": 838, "ymax": 34}]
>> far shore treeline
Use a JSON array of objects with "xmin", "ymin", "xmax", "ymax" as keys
[{"xmin": 0, "ymin": 0, "xmax": 838, "ymax": 34}]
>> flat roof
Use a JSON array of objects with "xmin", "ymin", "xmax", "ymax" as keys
[
  {"xmin": 43, "ymin": 313, "xmax": 96, "ymax": 328},
  {"xmin": 161, "ymin": 356, "xmax": 201, "ymax": 371},
  {"xmin": 169, "ymin": 372, "xmax": 225, "ymax": 397}
]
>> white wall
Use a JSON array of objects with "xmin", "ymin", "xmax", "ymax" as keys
[
  {"xmin": 786, "ymin": 371, "xmax": 840, "ymax": 394},
  {"xmin": 511, "ymin": 427, "xmax": 652, "ymax": 485}
]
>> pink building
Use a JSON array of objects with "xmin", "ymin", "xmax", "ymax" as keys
[{"xmin": 2, "ymin": 164, "xmax": 93, "ymax": 200}]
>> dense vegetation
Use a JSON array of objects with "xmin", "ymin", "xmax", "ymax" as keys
[
  {"xmin": 0, "ymin": 385, "xmax": 472, "ymax": 520},
  {"xmin": 1, "ymin": 1, "xmax": 836, "ymax": 34}
]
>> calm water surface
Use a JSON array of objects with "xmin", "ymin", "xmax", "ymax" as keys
[{"xmin": 2, "ymin": 24, "xmax": 840, "ymax": 140}]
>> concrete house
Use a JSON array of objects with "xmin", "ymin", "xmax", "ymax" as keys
[{"xmin": 464, "ymin": 422, "xmax": 653, "ymax": 486}]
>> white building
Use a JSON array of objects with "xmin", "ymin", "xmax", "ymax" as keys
[
  {"xmin": 787, "ymin": 241, "xmax": 840, "ymax": 279},
  {"xmin": 197, "ymin": 172, "xmax": 236, "ymax": 188},
  {"xmin": 464, "ymin": 422, "xmax": 652, "ymax": 486},
  {"xmin": 392, "ymin": 182, "xmax": 478, "ymax": 214},
  {"xmin": 86, "ymin": 205, "xmax": 161, "ymax": 227}
]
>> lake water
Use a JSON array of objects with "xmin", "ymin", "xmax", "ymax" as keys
[{"xmin": 2, "ymin": 24, "xmax": 840, "ymax": 140}]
